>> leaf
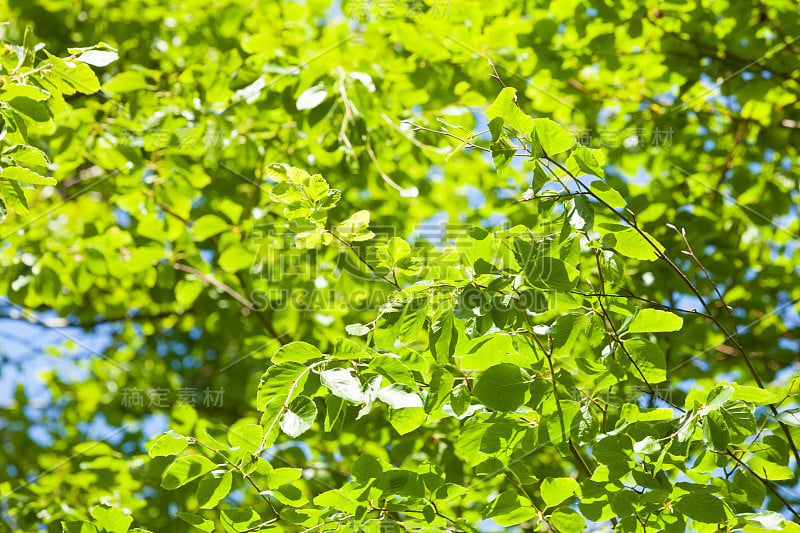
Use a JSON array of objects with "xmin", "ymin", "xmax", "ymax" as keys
[
  {"xmin": 483, "ymin": 490, "xmax": 537, "ymax": 527},
  {"xmin": 388, "ymin": 406, "xmax": 426, "ymax": 435},
  {"xmin": 197, "ymin": 471, "xmax": 233, "ymax": 508},
  {"xmin": 525, "ymin": 255, "xmax": 579, "ymax": 291},
  {"xmin": 296, "ymin": 85, "xmax": 328, "ymax": 110},
  {"xmin": 103, "ymin": 71, "xmax": 148, "ymax": 93},
  {"xmin": 459, "ymin": 333, "xmax": 514, "ymax": 371},
  {"xmin": 220, "ymin": 508, "xmax": 262, "ymax": 533},
  {"xmin": 256, "ymin": 362, "xmax": 307, "ymax": 411},
  {"xmin": 531, "ymin": 118, "xmax": 575, "ymax": 155},
  {"xmin": 473, "ymin": 364, "xmax": 530, "ymax": 412},
  {"xmin": 599, "ymin": 225, "xmax": 664, "ymax": 261},
  {"xmin": 430, "ymin": 307, "xmax": 458, "ymax": 365},
  {"xmin": 272, "ymin": 341, "xmax": 324, "ymax": 364},
  {"xmin": 485, "ymin": 87, "xmax": 534, "ymax": 133},
  {"xmin": 589, "ymin": 181, "xmax": 626, "ymax": 208},
  {"xmin": 398, "ymin": 293, "xmax": 428, "ymax": 343},
  {"xmin": 280, "ymin": 395, "xmax": 317, "ymax": 437},
  {"xmin": 147, "ymin": 430, "xmax": 189, "ymax": 457},
  {"xmin": 705, "ymin": 385, "xmax": 734, "ymax": 410},
  {"xmin": 721, "ymin": 382, "xmax": 778, "ymax": 405},
  {"xmin": 567, "ymin": 145, "xmax": 605, "ymax": 176},
  {"xmin": 775, "ymin": 408, "xmax": 800, "ymax": 427},
  {"xmin": 228, "ymin": 424, "xmax": 264, "ymax": 454},
  {"xmin": 161, "ymin": 455, "xmax": 217, "ymax": 490},
  {"xmin": 624, "ymin": 338, "xmax": 667, "ymax": 384},
  {"xmin": 62, "ymin": 522, "xmax": 99, "ymax": 533},
  {"xmin": 628, "ymin": 309, "xmax": 683, "ymax": 333},
  {"xmin": 336, "ymin": 210, "xmax": 373, "ymax": 241},
  {"xmin": 77, "ymin": 50, "xmax": 118, "ymax": 67},
  {"xmin": 320, "ymin": 368, "xmax": 364, "ymax": 403},
  {"xmin": 549, "ymin": 508, "xmax": 586, "ymax": 533},
  {"xmin": 541, "ymin": 477, "xmax": 578, "ymax": 508},
  {"xmin": 267, "ymin": 467, "xmax": 302, "ymax": 488},
  {"xmin": 352, "ymin": 454, "xmax": 383, "ymax": 481},
  {"xmin": 377, "ymin": 384, "xmax": 424, "ymax": 409},
  {"xmin": 369, "ymin": 355, "xmax": 416, "ymax": 388},
  {"xmin": 191, "ymin": 214, "xmax": 230, "ymax": 241},
  {"xmin": 218, "ymin": 245, "xmax": 253, "ymax": 273},
  {"xmin": 345, "ymin": 323, "xmax": 370, "ymax": 336},
  {"xmin": 673, "ymin": 493, "xmax": 730, "ymax": 523},
  {"xmin": 177, "ymin": 513, "xmax": 214, "ymax": 532},
  {"xmin": 90, "ymin": 507, "xmax": 132, "ymax": 533},
  {"xmin": 8, "ymin": 96, "xmax": 50, "ymax": 122},
  {"xmin": 0, "ymin": 84, "xmax": 49, "ymax": 101},
  {"xmin": 47, "ymin": 55, "xmax": 100, "ymax": 94},
  {"xmin": 702, "ymin": 411, "xmax": 729, "ymax": 451},
  {"xmin": 741, "ymin": 510, "xmax": 786, "ymax": 530},
  {"xmin": 0, "ymin": 175, "xmax": 29, "ymax": 214}
]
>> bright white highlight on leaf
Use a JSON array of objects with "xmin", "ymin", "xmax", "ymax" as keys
[
  {"xmin": 296, "ymin": 85, "xmax": 328, "ymax": 110},
  {"xmin": 377, "ymin": 384, "xmax": 423, "ymax": 409}
]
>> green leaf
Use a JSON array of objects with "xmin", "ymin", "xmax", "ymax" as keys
[
  {"xmin": 589, "ymin": 181, "xmax": 626, "ymax": 208},
  {"xmin": 90, "ymin": 506, "xmax": 132, "ymax": 533},
  {"xmin": 485, "ymin": 87, "xmax": 534, "ymax": 133},
  {"xmin": 702, "ymin": 410, "xmax": 730, "ymax": 451},
  {"xmin": 430, "ymin": 307, "xmax": 458, "ymax": 365},
  {"xmin": 336, "ymin": 210, "xmax": 373, "ymax": 241},
  {"xmin": 62, "ymin": 522, "xmax": 99, "ymax": 533},
  {"xmin": 161, "ymin": 455, "xmax": 217, "ymax": 490},
  {"xmin": 673, "ymin": 493, "xmax": 730, "ymax": 524},
  {"xmin": 8, "ymin": 96, "xmax": 50, "ymax": 122},
  {"xmin": 220, "ymin": 508, "xmax": 262, "ymax": 533},
  {"xmin": 218, "ymin": 245, "xmax": 253, "ymax": 273},
  {"xmin": 197, "ymin": 471, "xmax": 233, "ymax": 508},
  {"xmin": 484, "ymin": 490, "xmax": 537, "ymax": 527},
  {"xmin": 191, "ymin": 214, "xmax": 230, "ymax": 241},
  {"xmin": 628, "ymin": 309, "xmax": 683, "ymax": 333},
  {"xmin": 625, "ymin": 338, "xmax": 667, "ymax": 384},
  {"xmin": 177, "ymin": 513, "xmax": 214, "ymax": 532},
  {"xmin": 541, "ymin": 477, "xmax": 578, "ymax": 508},
  {"xmin": 103, "ymin": 71, "xmax": 148, "ymax": 93},
  {"xmin": 280, "ymin": 395, "xmax": 317, "ymax": 437},
  {"xmin": 47, "ymin": 55, "xmax": 101, "ymax": 94},
  {"xmin": 549, "ymin": 508, "xmax": 587, "ymax": 533},
  {"xmin": 272, "ymin": 341, "xmax": 324, "ymax": 364},
  {"xmin": 525, "ymin": 255, "xmax": 579, "ymax": 291},
  {"xmin": 398, "ymin": 294, "xmax": 428, "ymax": 343},
  {"xmin": 256, "ymin": 362, "xmax": 307, "ymax": 411},
  {"xmin": 473, "ymin": 364, "xmax": 530, "ymax": 412},
  {"xmin": 388, "ymin": 406, "xmax": 427, "ymax": 435},
  {"xmin": 532, "ymin": 118, "xmax": 575, "ymax": 155},
  {"xmin": 0, "ymin": 84, "xmax": 49, "ymax": 102},
  {"xmin": 228, "ymin": 424, "xmax": 264, "ymax": 455},
  {"xmin": 567, "ymin": 145, "xmax": 605, "ymax": 176},
  {"xmin": 705, "ymin": 385, "xmax": 734, "ymax": 410},
  {"xmin": 0, "ymin": 178, "xmax": 29, "ymax": 214},
  {"xmin": 267, "ymin": 467, "xmax": 302, "ymax": 489},
  {"xmin": 599, "ymin": 225, "xmax": 664, "ymax": 261},
  {"xmin": 147, "ymin": 431, "xmax": 189, "ymax": 457},
  {"xmin": 352, "ymin": 454, "xmax": 383, "ymax": 481},
  {"xmin": 369, "ymin": 355, "xmax": 416, "ymax": 388},
  {"xmin": 721, "ymin": 382, "xmax": 778, "ymax": 405}
]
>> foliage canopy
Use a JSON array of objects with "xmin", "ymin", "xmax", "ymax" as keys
[{"xmin": 1, "ymin": 1, "xmax": 799, "ymax": 532}]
